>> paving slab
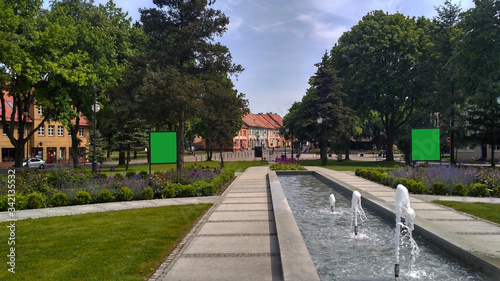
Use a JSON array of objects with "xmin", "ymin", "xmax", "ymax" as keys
[
  {"xmin": 222, "ymin": 197, "xmax": 270, "ymax": 204},
  {"xmin": 217, "ymin": 203, "xmax": 273, "ymax": 211},
  {"xmin": 184, "ymin": 235, "xmax": 279, "ymax": 254},
  {"xmin": 209, "ymin": 210, "xmax": 273, "ymax": 221},
  {"xmin": 198, "ymin": 221, "xmax": 276, "ymax": 235},
  {"xmin": 164, "ymin": 256, "xmax": 282, "ymax": 281}
]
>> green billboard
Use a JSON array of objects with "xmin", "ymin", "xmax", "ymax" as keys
[
  {"xmin": 411, "ymin": 128, "xmax": 441, "ymax": 161},
  {"xmin": 150, "ymin": 132, "xmax": 177, "ymax": 164}
]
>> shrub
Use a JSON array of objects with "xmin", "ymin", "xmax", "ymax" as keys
[
  {"xmin": 75, "ymin": 190, "xmax": 92, "ymax": 205},
  {"xmin": 27, "ymin": 192, "xmax": 44, "ymax": 209},
  {"xmin": 211, "ymin": 176, "xmax": 224, "ymax": 190},
  {"xmin": 51, "ymin": 192, "xmax": 70, "ymax": 207},
  {"xmin": 139, "ymin": 171, "xmax": 148, "ymax": 179},
  {"xmin": 97, "ymin": 189, "xmax": 115, "ymax": 203},
  {"xmin": 117, "ymin": 187, "xmax": 133, "ymax": 201},
  {"xmin": 162, "ymin": 183, "xmax": 178, "ymax": 198},
  {"xmin": 113, "ymin": 173, "xmax": 124, "ymax": 181},
  {"xmin": 141, "ymin": 187, "xmax": 154, "ymax": 200},
  {"xmin": 181, "ymin": 185, "xmax": 196, "ymax": 197},
  {"xmin": 126, "ymin": 171, "xmax": 136, "ymax": 179},
  {"xmin": 432, "ymin": 182, "xmax": 447, "ymax": 195},
  {"xmin": 407, "ymin": 180, "xmax": 427, "ymax": 194},
  {"xmin": 392, "ymin": 178, "xmax": 410, "ymax": 189},
  {"xmin": 454, "ymin": 183, "xmax": 468, "ymax": 196},
  {"xmin": 469, "ymin": 183, "xmax": 490, "ymax": 197},
  {"xmin": 193, "ymin": 181, "xmax": 216, "ymax": 196}
]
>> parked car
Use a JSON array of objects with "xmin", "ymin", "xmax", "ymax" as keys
[{"xmin": 23, "ymin": 158, "xmax": 46, "ymax": 169}]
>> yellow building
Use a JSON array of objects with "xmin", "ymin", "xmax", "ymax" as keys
[{"xmin": 1, "ymin": 92, "xmax": 90, "ymax": 164}]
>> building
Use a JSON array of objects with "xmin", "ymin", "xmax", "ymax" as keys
[
  {"xmin": 235, "ymin": 113, "xmax": 284, "ymax": 151},
  {"xmin": 1, "ymin": 92, "xmax": 91, "ymax": 164}
]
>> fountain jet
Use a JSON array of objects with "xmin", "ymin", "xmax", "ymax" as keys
[
  {"xmin": 394, "ymin": 184, "xmax": 417, "ymax": 278},
  {"xmin": 350, "ymin": 191, "xmax": 367, "ymax": 235},
  {"xmin": 329, "ymin": 194, "xmax": 336, "ymax": 213}
]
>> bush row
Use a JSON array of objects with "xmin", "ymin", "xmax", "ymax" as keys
[
  {"xmin": 0, "ymin": 169, "xmax": 235, "ymax": 211},
  {"xmin": 355, "ymin": 168, "xmax": 497, "ymax": 197}
]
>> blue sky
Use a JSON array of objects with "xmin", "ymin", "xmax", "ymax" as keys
[{"xmin": 55, "ymin": 0, "xmax": 475, "ymax": 116}]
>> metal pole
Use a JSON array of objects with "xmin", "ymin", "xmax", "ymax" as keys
[{"xmin": 92, "ymin": 85, "xmax": 97, "ymax": 173}]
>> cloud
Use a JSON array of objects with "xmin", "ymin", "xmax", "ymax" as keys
[{"xmin": 297, "ymin": 13, "xmax": 348, "ymax": 45}]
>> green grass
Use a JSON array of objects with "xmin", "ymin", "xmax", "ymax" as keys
[
  {"xmin": 106, "ymin": 160, "xmax": 268, "ymax": 174},
  {"xmin": 300, "ymin": 159, "xmax": 400, "ymax": 172},
  {"xmin": 0, "ymin": 204, "xmax": 212, "ymax": 281},
  {"xmin": 433, "ymin": 201, "xmax": 500, "ymax": 224}
]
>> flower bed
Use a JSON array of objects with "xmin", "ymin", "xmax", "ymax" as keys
[
  {"xmin": 355, "ymin": 163, "xmax": 500, "ymax": 197},
  {"xmin": 270, "ymin": 157, "xmax": 306, "ymax": 171},
  {"xmin": 0, "ymin": 163, "xmax": 234, "ymax": 210}
]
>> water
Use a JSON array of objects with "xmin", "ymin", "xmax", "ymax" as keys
[{"xmin": 278, "ymin": 175, "xmax": 487, "ymax": 280}]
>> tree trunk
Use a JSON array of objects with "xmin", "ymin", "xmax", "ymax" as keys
[
  {"xmin": 321, "ymin": 123, "xmax": 327, "ymax": 166},
  {"xmin": 133, "ymin": 151, "xmax": 137, "ymax": 159},
  {"xmin": 176, "ymin": 110, "xmax": 185, "ymax": 170},
  {"xmin": 385, "ymin": 127, "xmax": 395, "ymax": 161},
  {"xmin": 126, "ymin": 149, "xmax": 130, "ymax": 170},
  {"xmin": 491, "ymin": 143, "xmax": 496, "ymax": 168},
  {"xmin": 119, "ymin": 150, "xmax": 125, "ymax": 165},
  {"xmin": 219, "ymin": 144, "xmax": 224, "ymax": 167}
]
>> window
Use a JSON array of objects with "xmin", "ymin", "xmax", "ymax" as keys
[
  {"xmin": 243, "ymin": 131, "xmax": 247, "ymax": 136},
  {"xmin": 38, "ymin": 106, "xmax": 43, "ymax": 116},
  {"xmin": 38, "ymin": 125, "xmax": 45, "ymax": 136},
  {"xmin": 48, "ymin": 125, "xmax": 55, "ymax": 136},
  {"xmin": 79, "ymin": 127, "xmax": 84, "ymax": 137},
  {"xmin": 58, "ymin": 126, "xmax": 64, "ymax": 137}
]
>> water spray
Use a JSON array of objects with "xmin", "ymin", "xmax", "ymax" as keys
[
  {"xmin": 351, "ymin": 191, "xmax": 366, "ymax": 236},
  {"xmin": 329, "ymin": 193, "xmax": 336, "ymax": 213},
  {"xmin": 394, "ymin": 184, "xmax": 417, "ymax": 278}
]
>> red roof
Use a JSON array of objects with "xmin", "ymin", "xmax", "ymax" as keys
[
  {"xmin": 242, "ymin": 113, "xmax": 284, "ymax": 129},
  {"xmin": 1, "ymin": 91, "xmax": 33, "ymax": 122}
]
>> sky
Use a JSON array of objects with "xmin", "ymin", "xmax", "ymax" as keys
[{"xmin": 50, "ymin": 0, "xmax": 475, "ymax": 117}]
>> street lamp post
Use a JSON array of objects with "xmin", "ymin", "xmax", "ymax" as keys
[
  {"xmin": 92, "ymin": 86, "xmax": 101, "ymax": 173},
  {"xmin": 285, "ymin": 128, "xmax": 289, "ymax": 158},
  {"xmin": 317, "ymin": 116, "xmax": 327, "ymax": 166}
]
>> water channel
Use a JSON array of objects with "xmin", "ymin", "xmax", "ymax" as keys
[{"xmin": 278, "ymin": 174, "xmax": 488, "ymax": 280}]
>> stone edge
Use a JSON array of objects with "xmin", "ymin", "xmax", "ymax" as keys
[{"xmin": 269, "ymin": 170, "xmax": 321, "ymax": 281}]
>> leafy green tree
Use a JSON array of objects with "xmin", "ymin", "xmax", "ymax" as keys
[
  {"xmin": 193, "ymin": 75, "xmax": 249, "ymax": 163},
  {"xmin": 0, "ymin": 0, "xmax": 77, "ymax": 166},
  {"xmin": 430, "ymin": 0, "xmax": 466, "ymax": 164},
  {"xmin": 46, "ymin": 0, "xmax": 137, "ymax": 167},
  {"xmin": 331, "ymin": 11, "xmax": 436, "ymax": 161},
  {"xmin": 455, "ymin": 0, "xmax": 500, "ymax": 166},
  {"xmin": 138, "ymin": 0, "xmax": 243, "ymax": 170}
]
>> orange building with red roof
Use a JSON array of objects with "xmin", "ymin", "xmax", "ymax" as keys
[
  {"xmin": 233, "ymin": 112, "xmax": 284, "ymax": 151},
  {"xmin": 1, "ymin": 91, "xmax": 91, "ymax": 164}
]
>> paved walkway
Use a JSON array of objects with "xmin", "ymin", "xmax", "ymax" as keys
[{"xmin": 150, "ymin": 166, "xmax": 285, "ymax": 281}]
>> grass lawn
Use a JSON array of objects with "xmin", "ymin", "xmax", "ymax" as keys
[
  {"xmin": 300, "ymin": 159, "xmax": 401, "ymax": 172},
  {"xmin": 433, "ymin": 201, "xmax": 500, "ymax": 225},
  {"xmin": 107, "ymin": 160, "xmax": 268, "ymax": 174},
  {"xmin": 0, "ymin": 204, "xmax": 212, "ymax": 281}
]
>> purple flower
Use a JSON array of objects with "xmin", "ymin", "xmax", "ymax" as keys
[
  {"xmin": 109, "ymin": 175, "xmax": 113, "ymax": 179},
  {"xmin": 193, "ymin": 169, "xmax": 197, "ymax": 172},
  {"xmin": 80, "ymin": 173, "xmax": 84, "ymax": 177},
  {"xmin": 1, "ymin": 180, "xmax": 6, "ymax": 184},
  {"xmin": 206, "ymin": 166, "xmax": 210, "ymax": 169},
  {"xmin": 70, "ymin": 172, "xmax": 76, "ymax": 176},
  {"xmin": 94, "ymin": 175, "xmax": 98, "ymax": 179},
  {"xmin": 97, "ymin": 168, "xmax": 102, "ymax": 173}
]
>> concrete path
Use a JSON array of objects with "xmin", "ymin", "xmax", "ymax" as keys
[
  {"xmin": 306, "ymin": 166, "xmax": 500, "ymax": 277},
  {"xmin": 0, "ymin": 197, "xmax": 219, "ymax": 222},
  {"xmin": 150, "ymin": 166, "xmax": 284, "ymax": 281}
]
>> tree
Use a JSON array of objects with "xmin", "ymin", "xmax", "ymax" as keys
[
  {"xmin": 331, "ymin": 11, "xmax": 436, "ymax": 161},
  {"xmin": 139, "ymin": 0, "xmax": 243, "ymax": 170},
  {"xmin": 0, "ymin": 0, "xmax": 76, "ymax": 166},
  {"xmin": 430, "ymin": 0, "xmax": 465, "ymax": 164},
  {"xmin": 47, "ymin": 0, "xmax": 137, "ymax": 167},
  {"xmin": 455, "ymin": 0, "xmax": 500, "ymax": 166},
  {"xmin": 283, "ymin": 52, "xmax": 356, "ymax": 165}
]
